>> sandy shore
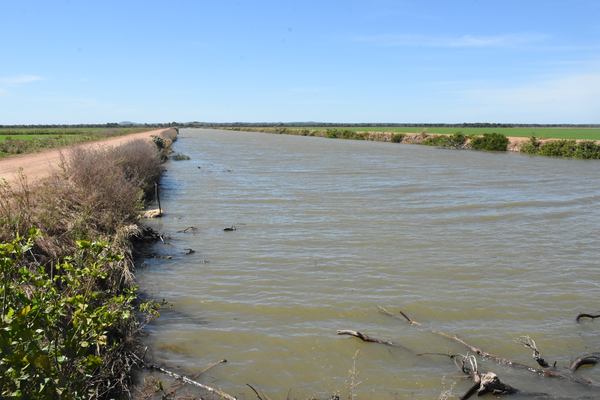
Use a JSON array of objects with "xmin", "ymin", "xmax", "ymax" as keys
[{"xmin": 0, "ymin": 129, "xmax": 165, "ymax": 187}]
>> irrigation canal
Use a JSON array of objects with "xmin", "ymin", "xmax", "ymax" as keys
[{"xmin": 136, "ymin": 128, "xmax": 600, "ymax": 399}]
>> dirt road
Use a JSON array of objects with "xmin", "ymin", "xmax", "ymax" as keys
[{"xmin": 0, "ymin": 129, "xmax": 165, "ymax": 187}]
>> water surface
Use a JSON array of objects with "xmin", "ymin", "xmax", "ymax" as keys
[{"xmin": 137, "ymin": 128, "xmax": 600, "ymax": 399}]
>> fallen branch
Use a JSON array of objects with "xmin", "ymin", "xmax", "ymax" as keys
[
  {"xmin": 515, "ymin": 336, "xmax": 552, "ymax": 368},
  {"xmin": 168, "ymin": 359, "xmax": 227, "ymax": 396},
  {"xmin": 131, "ymin": 354, "xmax": 237, "ymax": 400},
  {"xmin": 570, "ymin": 353, "xmax": 600, "ymax": 371},
  {"xmin": 337, "ymin": 330, "xmax": 404, "ymax": 347},
  {"xmin": 383, "ymin": 308, "xmax": 598, "ymax": 386},
  {"xmin": 576, "ymin": 313, "xmax": 600, "ymax": 323},
  {"xmin": 177, "ymin": 226, "xmax": 198, "ymax": 233}
]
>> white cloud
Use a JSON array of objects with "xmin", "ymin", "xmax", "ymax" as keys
[
  {"xmin": 0, "ymin": 75, "xmax": 45, "ymax": 84},
  {"xmin": 351, "ymin": 33, "xmax": 548, "ymax": 48}
]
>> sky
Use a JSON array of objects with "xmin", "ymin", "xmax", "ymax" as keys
[{"xmin": 1, "ymin": 0, "xmax": 599, "ymax": 124}]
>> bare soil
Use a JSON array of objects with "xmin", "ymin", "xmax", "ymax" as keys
[{"xmin": 0, "ymin": 129, "xmax": 165, "ymax": 187}]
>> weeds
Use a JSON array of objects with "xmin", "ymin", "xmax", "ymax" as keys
[{"xmin": 346, "ymin": 349, "xmax": 361, "ymax": 400}]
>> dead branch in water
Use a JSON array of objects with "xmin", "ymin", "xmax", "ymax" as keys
[
  {"xmin": 337, "ymin": 330, "xmax": 404, "ymax": 347},
  {"xmin": 167, "ymin": 359, "xmax": 227, "ymax": 396},
  {"xmin": 177, "ymin": 226, "xmax": 199, "ymax": 233},
  {"xmin": 372, "ymin": 306, "xmax": 600, "ymax": 396},
  {"xmin": 576, "ymin": 312, "xmax": 600, "ymax": 323},
  {"xmin": 515, "ymin": 336, "xmax": 553, "ymax": 368},
  {"xmin": 131, "ymin": 354, "xmax": 237, "ymax": 400},
  {"xmin": 570, "ymin": 353, "xmax": 600, "ymax": 371}
]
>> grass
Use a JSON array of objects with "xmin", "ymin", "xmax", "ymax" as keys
[
  {"xmin": 0, "ymin": 129, "xmax": 177, "ymax": 398},
  {"xmin": 289, "ymin": 126, "xmax": 600, "ymax": 140}
]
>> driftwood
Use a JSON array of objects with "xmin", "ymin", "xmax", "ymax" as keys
[
  {"xmin": 131, "ymin": 354, "xmax": 237, "ymax": 400},
  {"xmin": 168, "ymin": 359, "xmax": 227, "ymax": 396},
  {"xmin": 386, "ymin": 308, "xmax": 587, "ymax": 381},
  {"xmin": 515, "ymin": 336, "xmax": 553, "ymax": 368},
  {"xmin": 570, "ymin": 353, "xmax": 600, "ymax": 371},
  {"xmin": 372, "ymin": 307, "xmax": 600, "ymax": 397},
  {"xmin": 337, "ymin": 330, "xmax": 402, "ymax": 347},
  {"xmin": 177, "ymin": 226, "xmax": 199, "ymax": 233},
  {"xmin": 576, "ymin": 313, "xmax": 600, "ymax": 323}
]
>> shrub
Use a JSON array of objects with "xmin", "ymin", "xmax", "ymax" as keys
[
  {"xmin": 574, "ymin": 140, "xmax": 600, "ymax": 159},
  {"xmin": 536, "ymin": 139, "xmax": 576, "ymax": 157},
  {"xmin": 390, "ymin": 133, "xmax": 406, "ymax": 143},
  {"xmin": 422, "ymin": 132, "xmax": 467, "ymax": 149},
  {"xmin": 519, "ymin": 135, "xmax": 541, "ymax": 154},
  {"xmin": 172, "ymin": 152, "xmax": 191, "ymax": 161},
  {"xmin": 469, "ymin": 132, "xmax": 509, "ymax": 151},
  {"xmin": 326, "ymin": 129, "xmax": 367, "ymax": 140},
  {"xmin": 0, "ymin": 138, "xmax": 168, "ymax": 398}
]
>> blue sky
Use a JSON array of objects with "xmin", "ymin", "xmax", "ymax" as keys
[{"xmin": 1, "ymin": 0, "xmax": 599, "ymax": 124}]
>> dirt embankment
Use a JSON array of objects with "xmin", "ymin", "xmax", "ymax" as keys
[{"xmin": 0, "ymin": 129, "xmax": 165, "ymax": 186}]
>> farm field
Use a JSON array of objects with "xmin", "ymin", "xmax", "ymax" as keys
[
  {"xmin": 0, "ymin": 127, "xmax": 153, "ymax": 157},
  {"xmin": 290, "ymin": 126, "xmax": 600, "ymax": 140}
]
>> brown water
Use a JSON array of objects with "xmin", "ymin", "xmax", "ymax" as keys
[{"xmin": 137, "ymin": 128, "xmax": 600, "ymax": 399}]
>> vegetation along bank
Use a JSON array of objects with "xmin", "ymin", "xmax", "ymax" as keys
[
  {"xmin": 0, "ymin": 128, "xmax": 177, "ymax": 398},
  {"xmin": 222, "ymin": 127, "xmax": 600, "ymax": 159}
]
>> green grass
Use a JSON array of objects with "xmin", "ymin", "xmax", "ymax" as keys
[
  {"xmin": 0, "ymin": 134, "xmax": 62, "ymax": 141},
  {"xmin": 289, "ymin": 127, "xmax": 600, "ymax": 140}
]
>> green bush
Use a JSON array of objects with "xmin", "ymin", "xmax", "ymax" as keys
[
  {"xmin": 574, "ymin": 140, "xmax": 600, "ymax": 159},
  {"xmin": 390, "ymin": 133, "xmax": 406, "ymax": 143},
  {"xmin": 536, "ymin": 139, "xmax": 576, "ymax": 157},
  {"xmin": 469, "ymin": 132, "xmax": 509, "ymax": 151},
  {"xmin": 172, "ymin": 152, "xmax": 191, "ymax": 161},
  {"xmin": 325, "ymin": 129, "xmax": 368, "ymax": 140},
  {"xmin": 520, "ymin": 137, "xmax": 600, "ymax": 159},
  {"xmin": 0, "ymin": 231, "xmax": 161, "ymax": 399},
  {"xmin": 519, "ymin": 135, "xmax": 541, "ymax": 154},
  {"xmin": 422, "ymin": 132, "xmax": 467, "ymax": 148}
]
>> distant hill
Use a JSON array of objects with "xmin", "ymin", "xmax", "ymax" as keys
[{"xmin": 119, "ymin": 121, "xmax": 137, "ymax": 125}]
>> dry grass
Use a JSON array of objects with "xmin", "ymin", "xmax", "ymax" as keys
[{"xmin": 0, "ymin": 138, "xmax": 163, "ymax": 272}]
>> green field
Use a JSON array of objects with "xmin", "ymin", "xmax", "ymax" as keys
[
  {"xmin": 0, "ymin": 134, "xmax": 65, "ymax": 142},
  {"xmin": 0, "ymin": 127, "xmax": 153, "ymax": 157},
  {"xmin": 291, "ymin": 127, "xmax": 600, "ymax": 140}
]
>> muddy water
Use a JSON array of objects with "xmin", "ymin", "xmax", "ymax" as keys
[{"xmin": 137, "ymin": 128, "xmax": 600, "ymax": 399}]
